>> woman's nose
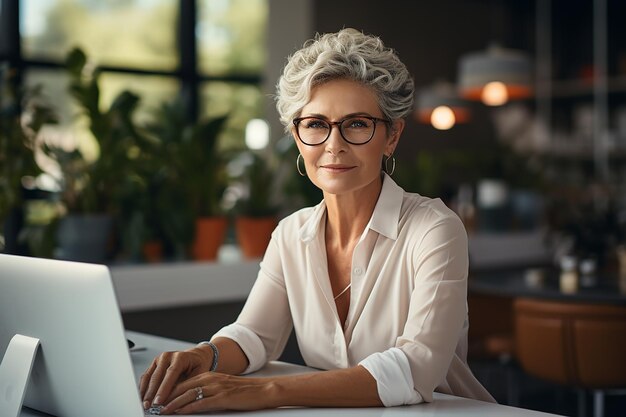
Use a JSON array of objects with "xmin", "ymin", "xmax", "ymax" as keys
[{"xmin": 324, "ymin": 125, "xmax": 347, "ymax": 154}]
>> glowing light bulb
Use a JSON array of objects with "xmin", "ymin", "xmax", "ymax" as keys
[
  {"xmin": 481, "ymin": 81, "xmax": 509, "ymax": 106},
  {"xmin": 245, "ymin": 119, "xmax": 270, "ymax": 150},
  {"xmin": 430, "ymin": 106, "xmax": 456, "ymax": 130}
]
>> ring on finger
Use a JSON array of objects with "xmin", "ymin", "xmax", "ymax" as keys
[{"xmin": 194, "ymin": 386, "xmax": 203, "ymax": 401}]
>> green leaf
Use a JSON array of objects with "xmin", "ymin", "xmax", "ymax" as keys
[
  {"xmin": 110, "ymin": 90, "xmax": 140, "ymax": 115},
  {"xmin": 65, "ymin": 48, "xmax": 87, "ymax": 76}
]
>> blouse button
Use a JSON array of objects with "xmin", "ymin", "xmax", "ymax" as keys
[{"xmin": 353, "ymin": 267, "xmax": 363, "ymax": 276}]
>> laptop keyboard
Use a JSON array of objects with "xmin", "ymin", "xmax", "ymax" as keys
[{"xmin": 145, "ymin": 405, "xmax": 164, "ymax": 415}]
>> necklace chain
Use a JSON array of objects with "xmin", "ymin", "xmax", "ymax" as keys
[{"xmin": 333, "ymin": 283, "xmax": 351, "ymax": 300}]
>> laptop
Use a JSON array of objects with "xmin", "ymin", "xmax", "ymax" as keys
[{"xmin": 0, "ymin": 254, "xmax": 146, "ymax": 417}]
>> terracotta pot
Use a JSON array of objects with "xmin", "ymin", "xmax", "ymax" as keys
[
  {"xmin": 192, "ymin": 217, "xmax": 228, "ymax": 261},
  {"xmin": 142, "ymin": 240, "xmax": 163, "ymax": 263},
  {"xmin": 235, "ymin": 216, "xmax": 278, "ymax": 259}
]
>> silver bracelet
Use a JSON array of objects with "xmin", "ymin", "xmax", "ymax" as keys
[{"xmin": 199, "ymin": 341, "xmax": 219, "ymax": 371}]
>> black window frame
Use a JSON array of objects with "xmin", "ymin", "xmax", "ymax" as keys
[{"xmin": 0, "ymin": 0, "xmax": 264, "ymax": 123}]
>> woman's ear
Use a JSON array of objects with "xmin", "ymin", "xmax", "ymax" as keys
[{"xmin": 386, "ymin": 119, "xmax": 405, "ymax": 155}]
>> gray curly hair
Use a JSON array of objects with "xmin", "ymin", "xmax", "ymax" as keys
[{"xmin": 276, "ymin": 28, "xmax": 415, "ymax": 132}]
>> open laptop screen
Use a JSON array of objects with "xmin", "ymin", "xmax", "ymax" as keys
[{"xmin": 0, "ymin": 254, "xmax": 144, "ymax": 417}]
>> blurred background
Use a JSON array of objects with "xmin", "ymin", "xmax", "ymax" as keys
[{"xmin": 2, "ymin": 1, "xmax": 626, "ymax": 416}]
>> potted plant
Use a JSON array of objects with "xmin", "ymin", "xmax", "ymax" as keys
[
  {"xmin": 229, "ymin": 151, "xmax": 279, "ymax": 259},
  {"xmin": 0, "ymin": 64, "xmax": 58, "ymax": 255},
  {"xmin": 145, "ymin": 99, "xmax": 229, "ymax": 261},
  {"xmin": 115, "ymin": 157, "xmax": 167, "ymax": 262},
  {"xmin": 45, "ymin": 48, "xmax": 149, "ymax": 262}
]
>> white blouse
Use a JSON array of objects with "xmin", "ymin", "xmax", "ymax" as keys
[{"xmin": 212, "ymin": 174, "xmax": 495, "ymax": 405}]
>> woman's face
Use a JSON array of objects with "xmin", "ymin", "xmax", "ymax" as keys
[{"xmin": 292, "ymin": 78, "xmax": 404, "ymax": 197}]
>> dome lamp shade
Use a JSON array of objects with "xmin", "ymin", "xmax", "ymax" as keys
[
  {"xmin": 415, "ymin": 81, "xmax": 470, "ymax": 130},
  {"xmin": 458, "ymin": 45, "xmax": 532, "ymax": 106}
]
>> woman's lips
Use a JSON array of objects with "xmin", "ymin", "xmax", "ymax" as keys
[{"xmin": 320, "ymin": 164, "xmax": 355, "ymax": 173}]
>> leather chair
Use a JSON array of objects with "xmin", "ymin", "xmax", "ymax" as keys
[{"xmin": 514, "ymin": 298, "xmax": 626, "ymax": 417}]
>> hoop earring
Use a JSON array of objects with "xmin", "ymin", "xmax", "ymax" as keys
[
  {"xmin": 384, "ymin": 154, "xmax": 396, "ymax": 176},
  {"xmin": 296, "ymin": 153, "xmax": 306, "ymax": 176}
]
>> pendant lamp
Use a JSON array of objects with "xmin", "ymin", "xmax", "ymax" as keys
[
  {"xmin": 415, "ymin": 81, "xmax": 470, "ymax": 130},
  {"xmin": 458, "ymin": 44, "xmax": 532, "ymax": 106}
]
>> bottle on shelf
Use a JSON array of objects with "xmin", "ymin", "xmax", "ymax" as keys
[
  {"xmin": 579, "ymin": 258, "xmax": 597, "ymax": 288},
  {"xmin": 559, "ymin": 255, "xmax": 579, "ymax": 294}
]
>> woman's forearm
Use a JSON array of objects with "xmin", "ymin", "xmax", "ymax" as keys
[
  {"xmin": 266, "ymin": 365, "xmax": 382, "ymax": 408},
  {"xmin": 196, "ymin": 337, "xmax": 249, "ymax": 375},
  {"xmin": 157, "ymin": 364, "xmax": 382, "ymax": 413}
]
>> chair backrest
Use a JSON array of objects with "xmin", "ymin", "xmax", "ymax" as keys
[{"xmin": 514, "ymin": 298, "xmax": 626, "ymax": 389}]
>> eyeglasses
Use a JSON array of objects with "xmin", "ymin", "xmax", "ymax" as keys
[{"xmin": 293, "ymin": 115, "xmax": 390, "ymax": 146}]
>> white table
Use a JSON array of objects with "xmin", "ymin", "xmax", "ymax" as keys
[{"xmin": 21, "ymin": 331, "xmax": 560, "ymax": 416}]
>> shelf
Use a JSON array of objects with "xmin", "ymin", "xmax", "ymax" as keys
[
  {"xmin": 538, "ymin": 145, "xmax": 626, "ymax": 160},
  {"xmin": 535, "ymin": 75, "xmax": 626, "ymax": 98}
]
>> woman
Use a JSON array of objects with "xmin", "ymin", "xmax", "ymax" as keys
[{"xmin": 140, "ymin": 28, "xmax": 494, "ymax": 414}]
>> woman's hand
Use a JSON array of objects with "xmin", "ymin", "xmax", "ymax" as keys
[
  {"xmin": 159, "ymin": 373, "xmax": 275, "ymax": 414},
  {"xmin": 139, "ymin": 346, "xmax": 214, "ymax": 409}
]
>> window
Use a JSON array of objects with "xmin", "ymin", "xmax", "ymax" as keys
[
  {"xmin": 201, "ymin": 82, "xmax": 264, "ymax": 151},
  {"xmin": 20, "ymin": 0, "xmax": 178, "ymax": 70},
  {"xmin": 6, "ymin": 0, "xmax": 267, "ymax": 145},
  {"xmin": 197, "ymin": 0, "xmax": 268, "ymax": 76}
]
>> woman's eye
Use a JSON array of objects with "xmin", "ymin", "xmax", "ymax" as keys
[
  {"xmin": 347, "ymin": 118, "xmax": 369, "ymax": 128},
  {"xmin": 305, "ymin": 120, "xmax": 327, "ymax": 129}
]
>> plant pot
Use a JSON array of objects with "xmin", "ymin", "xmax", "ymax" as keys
[
  {"xmin": 235, "ymin": 216, "xmax": 278, "ymax": 259},
  {"xmin": 142, "ymin": 240, "xmax": 163, "ymax": 263},
  {"xmin": 192, "ymin": 217, "xmax": 228, "ymax": 261},
  {"xmin": 56, "ymin": 214, "xmax": 113, "ymax": 263}
]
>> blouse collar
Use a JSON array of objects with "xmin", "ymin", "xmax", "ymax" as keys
[{"xmin": 298, "ymin": 173, "xmax": 404, "ymax": 243}]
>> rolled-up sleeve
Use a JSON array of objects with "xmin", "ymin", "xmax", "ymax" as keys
[
  {"xmin": 211, "ymin": 225, "xmax": 293, "ymax": 374},
  {"xmin": 397, "ymin": 215, "xmax": 469, "ymax": 402},
  {"xmin": 358, "ymin": 348, "xmax": 423, "ymax": 406}
]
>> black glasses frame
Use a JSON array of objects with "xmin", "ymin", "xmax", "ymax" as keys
[{"xmin": 292, "ymin": 116, "xmax": 391, "ymax": 146}]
